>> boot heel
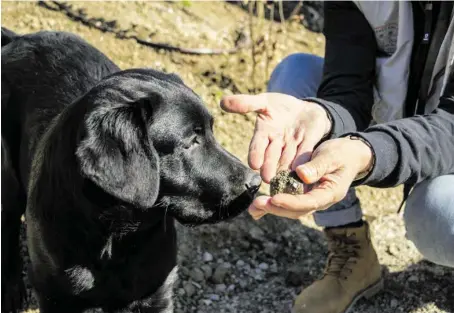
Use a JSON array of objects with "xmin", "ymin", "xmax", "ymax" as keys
[{"xmin": 363, "ymin": 279, "xmax": 384, "ymax": 299}]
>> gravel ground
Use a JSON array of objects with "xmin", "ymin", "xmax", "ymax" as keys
[{"xmin": 2, "ymin": 2, "xmax": 453, "ymax": 313}]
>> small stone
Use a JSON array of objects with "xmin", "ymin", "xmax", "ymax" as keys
[
  {"xmin": 227, "ymin": 284, "xmax": 236, "ymax": 291},
  {"xmin": 209, "ymin": 294, "xmax": 220, "ymax": 301},
  {"xmin": 191, "ymin": 281, "xmax": 202, "ymax": 289},
  {"xmin": 177, "ymin": 288, "xmax": 185, "ymax": 296},
  {"xmin": 254, "ymin": 274, "xmax": 264, "ymax": 281},
  {"xmin": 201, "ymin": 264, "xmax": 213, "ymax": 279},
  {"xmin": 236, "ymin": 260, "xmax": 245, "ymax": 267},
  {"xmin": 249, "ymin": 226, "xmax": 265, "ymax": 240},
  {"xmin": 264, "ymin": 242, "xmax": 278, "ymax": 255},
  {"xmin": 215, "ymin": 284, "xmax": 227, "ymax": 292},
  {"xmin": 213, "ymin": 263, "xmax": 230, "ymax": 283},
  {"xmin": 270, "ymin": 170, "xmax": 305, "ymax": 196},
  {"xmin": 258, "ymin": 262, "xmax": 269, "ymax": 270},
  {"xmin": 203, "ymin": 252, "xmax": 213, "ymax": 262},
  {"xmin": 390, "ymin": 299, "xmax": 398, "ymax": 308},
  {"xmin": 240, "ymin": 240, "xmax": 251, "ymax": 249},
  {"xmin": 408, "ymin": 275, "xmax": 419, "ymax": 282},
  {"xmin": 270, "ymin": 263, "xmax": 278, "ymax": 273},
  {"xmin": 183, "ymin": 282, "xmax": 196, "ymax": 297},
  {"xmin": 190, "ymin": 268, "xmax": 205, "ymax": 282},
  {"xmin": 201, "ymin": 299, "xmax": 212, "ymax": 306},
  {"xmin": 179, "ymin": 243, "xmax": 192, "ymax": 256}
]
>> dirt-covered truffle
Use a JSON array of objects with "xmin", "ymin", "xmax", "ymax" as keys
[{"xmin": 270, "ymin": 170, "xmax": 305, "ymax": 196}]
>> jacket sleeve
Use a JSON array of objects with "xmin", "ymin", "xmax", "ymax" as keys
[
  {"xmin": 349, "ymin": 70, "xmax": 454, "ymax": 188},
  {"xmin": 304, "ymin": 1, "xmax": 377, "ymax": 138}
]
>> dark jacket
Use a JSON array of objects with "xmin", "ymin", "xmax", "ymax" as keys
[{"xmin": 306, "ymin": 1, "xmax": 454, "ymax": 189}]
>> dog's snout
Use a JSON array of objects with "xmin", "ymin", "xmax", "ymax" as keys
[{"xmin": 245, "ymin": 173, "xmax": 262, "ymax": 195}]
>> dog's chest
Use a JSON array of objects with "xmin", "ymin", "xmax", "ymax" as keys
[{"xmin": 64, "ymin": 225, "xmax": 177, "ymax": 302}]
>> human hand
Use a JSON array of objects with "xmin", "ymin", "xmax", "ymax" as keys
[
  {"xmin": 248, "ymin": 136, "xmax": 374, "ymax": 220},
  {"xmin": 220, "ymin": 93, "xmax": 332, "ymax": 183}
]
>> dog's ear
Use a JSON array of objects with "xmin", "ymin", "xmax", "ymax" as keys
[{"xmin": 76, "ymin": 102, "xmax": 159, "ymax": 208}]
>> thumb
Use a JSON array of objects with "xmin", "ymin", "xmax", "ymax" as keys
[
  {"xmin": 295, "ymin": 153, "xmax": 333, "ymax": 184},
  {"xmin": 220, "ymin": 94, "xmax": 268, "ymax": 114}
]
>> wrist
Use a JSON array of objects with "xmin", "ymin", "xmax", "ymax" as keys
[
  {"xmin": 346, "ymin": 135, "xmax": 374, "ymax": 180},
  {"xmin": 312, "ymin": 103, "xmax": 333, "ymax": 137}
]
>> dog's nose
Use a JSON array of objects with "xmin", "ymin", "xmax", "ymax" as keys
[{"xmin": 245, "ymin": 173, "xmax": 262, "ymax": 195}]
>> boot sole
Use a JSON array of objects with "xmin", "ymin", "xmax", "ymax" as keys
[{"xmin": 344, "ymin": 277, "xmax": 384, "ymax": 313}]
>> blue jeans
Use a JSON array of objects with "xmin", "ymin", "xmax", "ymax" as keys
[{"xmin": 268, "ymin": 53, "xmax": 454, "ymax": 268}]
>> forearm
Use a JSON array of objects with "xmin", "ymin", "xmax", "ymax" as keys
[{"xmin": 348, "ymin": 103, "xmax": 454, "ymax": 188}]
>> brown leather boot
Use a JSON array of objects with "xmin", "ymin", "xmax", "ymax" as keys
[{"xmin": 293, "ymin": 221, "xmax": 383, "ymax": 313}]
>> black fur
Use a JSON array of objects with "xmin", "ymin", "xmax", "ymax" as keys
[{"xmin": 1, "ymin": 29, "xmax": 261, "ymax": 313}]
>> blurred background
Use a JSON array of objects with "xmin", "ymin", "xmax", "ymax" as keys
[{"xmin": 2, "ymin": 1, "xmax": 452, "ymax": 313}]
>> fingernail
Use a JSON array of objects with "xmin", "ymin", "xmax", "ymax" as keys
[{"xmin": 299, "ymin": 165, "xmax": 313, "ymax": 179}]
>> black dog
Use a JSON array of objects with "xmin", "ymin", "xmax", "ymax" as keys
[{"xmin": 1, "ymin": 28, "xmax": 261, "ymax": 313}]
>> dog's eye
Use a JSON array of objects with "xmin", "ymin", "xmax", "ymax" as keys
[{"xmin": 194, "ymin": 126, "xmax": 203, "ymax": 134}]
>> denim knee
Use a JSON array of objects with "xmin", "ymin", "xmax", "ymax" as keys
[
  {"xmin": 404, "ymin": 175, "xmax": 454, "ymax": 268},
  {"xmin": 267, "ymin": 53, "xmax": 324, "ymax": 98}
]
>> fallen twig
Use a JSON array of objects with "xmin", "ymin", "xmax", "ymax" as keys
[{"xmin": 38, "ymin": 1, "xmax": 250, "ymax": 56}]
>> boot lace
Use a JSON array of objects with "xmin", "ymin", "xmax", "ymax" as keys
[{"xmin": 324, "ymin": 233, "xmax": 361, "ymax": 280}]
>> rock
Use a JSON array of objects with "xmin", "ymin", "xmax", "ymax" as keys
[
  {"xmin": 209, "ymin": 294, "xmax": 220, "ymax": 301},
  {"xmin": 240, "ymin": 240, "xmax": 251, "ymax": 249},
  {"xmin": 177, "ymin": 288, "xmax": 185, "ymax": 296},
  {"xmin": 249, "ymin": 226, "xmax": 265, "ymax": 240},
  {"xmin": 183, "ymin": 282, "xmax": 196, "ymax": 297},
  {"xmin": 201, "ymin": 264, "xmax": 213, "ymax": 279},
  {"xmin": 179, "ymin": 243, "xmax": 192, "ymax": 256},
  {"xmin": 203, "ymin": 252, "xmax": 213, "ymax": 262},
  {"xmin": 254, "ymin": 274, "xmax": 264, "ymax": 281},
  {"xmin": 236, "ymin": 260, "xmax": 245, "ymax": 267},
  {"xmin": 191, "ymin": 281, "xmax": 202, "ymax": 289},
  {"xmin": 408, "ymin": 275, "xmax": 419, "ymax": 282},
  {"xmin": 270, "ymin": 170, "xmax": 305, "ymax": 196},
  {"xmin": 180, "ymin": 266, "xmax": 190, "ymax": 277},
  {"xmin": 264, "ymin": 242, "xmax": 278, "ymax": 255},
  {"xmin": 215, "ymin": 284, "xmax": 227, "ymax": 293},
  {"xmin": 201, "ymin": 299, "xmax": 212, "ymax": 306},
  {"xmin": 258, "ymin": 262, "xmax": 269, "ymax": 270},
  {"xmin": 390, "ymin": 299, "xmax": 399, "ymax": 308},
  {"xmin": 191, "ymin": 268, "xmax": 205, "ymax": 282},
  {"xmin": 213, "ymin": 263, "xmax": 230, "ymax": 283}
]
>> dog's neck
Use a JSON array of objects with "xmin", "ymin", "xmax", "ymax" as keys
[{"xmin": 82, "ymin": 177, "xmax": 168, "ymax": 237}]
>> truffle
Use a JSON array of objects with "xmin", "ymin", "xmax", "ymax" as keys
[{"xmin": 270, "ymin": 170, "xmax": 305, "ymax": 196}]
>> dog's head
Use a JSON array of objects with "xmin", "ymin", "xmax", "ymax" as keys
[{"xmin": 76, "ymin": 69, "xmax": 261, "ymax": 225}]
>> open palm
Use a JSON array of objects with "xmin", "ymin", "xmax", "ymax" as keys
[{"xmin": 221, "ymin": 93, "xmax": 331, "ymax": 183}]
